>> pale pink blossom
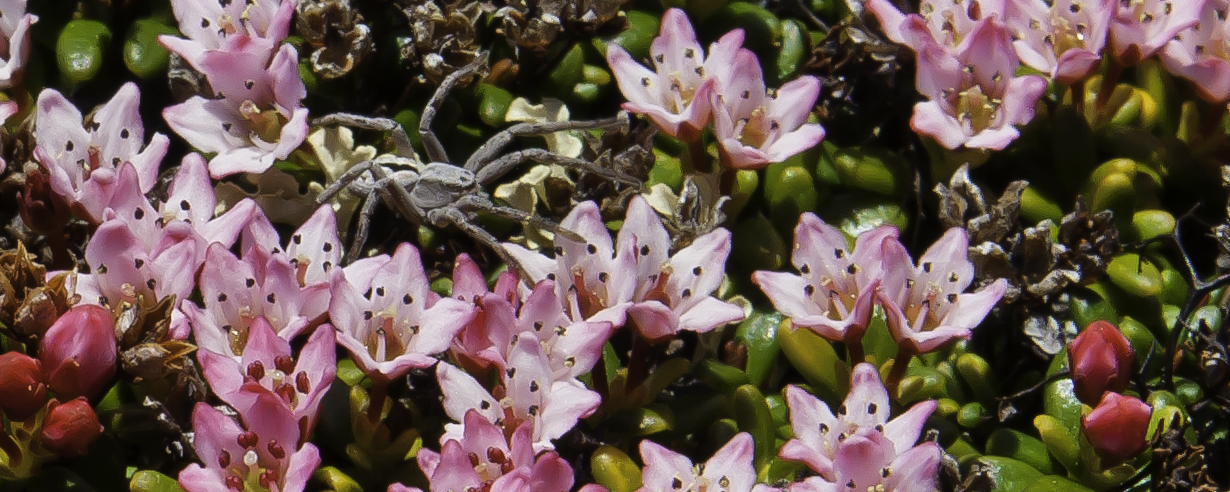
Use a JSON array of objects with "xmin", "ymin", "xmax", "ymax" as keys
[
  {"xmin": 185, "ymin": 242, "xmax": 330, "ymax": 357},
  {"xmin": 638, "ymin": 433, "xmax": 760, "ymax": 492},
  {"xmin": 779, "ymin": 364, "xmax": 936, "ymax": 480},
  {"xmin": 179, "ymin": 396, "xmax": 320, "ymax": 492},
  {"xmin": 877, "ymin": 228, "xmax": 1007, "ymax": 354},
  {"xmin": 163, "ymin": 41, "xmax": 308, "ymax": 178},
  {"xmin": 606, "ymin": 8, "xmax": 744, "ymax": 138},
  {"xmin": 198, "ymin": 319, "xmax": 336, "ymax": 445},
  {"xmin": 160, "ymin": 0, "xmax": 295, "ymax": 69},
  {"xmin": 503, "ymin": 197, "xmax": 743, "ymax": 341},
  {"xmin": 69, "ymin": 215, "xmax": 200, "ymax": 339},
  {"xmin": 436, "ymin": 337, "xmax": 600, "ymax": 452},
  {"xmin": 1160, "ymin": 0, "xmax": 1230, "ymax": 102},
  {"xmin": 242, "ymin": 204, "xmax": 345, "ymax": 289},
  {"xmin": 867, "ymin": 0, "xmax": 1005, "ymax": 53},
  {"xmin": 788, "ymin": 432, "xmax": 941, "ymax": 492},
  {"xmin": 416, "ymin": 410, "xmax": 574, "ymax": 492},
  {"xmin": 911, "ymin": 19, "xmax": 1048, "ymax": 150},
  {"xmin": 753, "ymin": 215, "xmax": 897, "ymax": 348},
  {"xmin": 35, "ymin": 83, "xmax": 170, "ymax": 223},
  {"xmin": 1007, "ymin": 0, "xmax": 1114, "ymax": 84},
  {"xmin": 712, "ymin": 49, "xmax": 824, "ymax": 169},
  {"xmin": 329, "ymin": 243, "xmax": 475, "ymax": 382},
  {"xmin": 1110, "ymin": 0, "xmax": 1205, "ymax": 65},
  {"xmin": 0, "ymin": 0, "xmax": 36, "ymax": 89},
  {"xmin": 103, "ymin": 153, "xmax": 257, "ymax": 263}
]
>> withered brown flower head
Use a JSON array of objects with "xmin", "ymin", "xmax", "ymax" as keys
[
  {"xmin": 399, "ymin": 0, "xmax": 488, "ymax": 85},
  {"xmin": 497, "ymin": 0, "xmax": 630, "ymax": 55},
  {"xmin": 296, "ymin": 0, "xmax": 374, "ymax": 79},
  {"xmin": 0, "ymin": 241, "xmax": 75, "ymax": 340},
  {"xmin": 936, "ymin": 165, "xmax": 1121, "ymax": 354}
]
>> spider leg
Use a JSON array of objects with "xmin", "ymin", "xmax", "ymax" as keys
[
  {"xmin": 474, "ymin": 148, "xmax": 643, "ymax": 189},
  {"xmin": 463, "ymin": 112, "xmax": 629, "ymax": 171},
  {"xmin": 345, "ymin": 184, "xmax": 384, "ymax": 264},
  {"xmin": 312, "ymin": 113, "xmax": 416, "ymax": 158},
  {"xmin": 317, "ymin": 159, "xmax": 384, "ymax": 204},
  {"xmin": 435, "ymin": 206, "xmax": 537, "ymax": 285},
  {"xmin": 420, "ymin": 53, "xmax": 489, "ymax": 164},
  {"xmin": 454, "ymin": 194, "xmax": 585, "ymax": 243}
]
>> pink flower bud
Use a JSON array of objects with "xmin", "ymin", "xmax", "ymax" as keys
[
  {"xmin": 39, "ymin": 304, "xmax": 117, "ymax": 401},
  {"xmin": 40, "ymin": 397, "xmax": 104, "ymax": 457},
  {"xmin": 1068, "ymin": 320, "xmax": 1135, "ymax": 405},
  {"xmin": 0, "ymin": 352, "xmax": 47, "ymax": 421},
  {"xmin": 1081, "ymin": 392, "xmax": 1151, "ymax": 466}
]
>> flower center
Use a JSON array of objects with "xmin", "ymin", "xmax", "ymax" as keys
[{"xmin": 239, "ymin": 100, "xmax": 288, "ymax": 144}]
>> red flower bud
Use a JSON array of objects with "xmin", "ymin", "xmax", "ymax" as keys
[
  {"xmin": 1081, "ymin": 392, "xmax": 1152, "ymax": 466},
  {"xmin": 0, "ymin": 352, "xmax": 47, "ymax": 421},
  {"xmin": 40, "ymin": 305, "xmax": 117, "ymax": 401},
  {"xmin": 1068, "ymin": 320, "xmax": 1135, "ymax": 405},
  {"xmin": 40, "ymin": 398, "xmax": 104, "ymax": 457}
]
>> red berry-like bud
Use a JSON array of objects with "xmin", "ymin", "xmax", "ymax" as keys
[
  {"xmin": 0, "ymin": 352, "xmax": 47, "ymax": 421},
  {"xmin": 1081, "ymin": 392, "xmax": 1152, "ymax": 466},
  {"xmin": 1068, "ymin": 320, "xmax": 1135, "ymax": 405},
  {"xmin": 40, "ymin": 305, "xmax": 117, "ymax": 401},
  {"xmin": 39, "ymin": 398, "xmax": 104, "ymax": 457}
]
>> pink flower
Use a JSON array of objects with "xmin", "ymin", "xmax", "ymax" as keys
[
  {"xmin": 753, "ymin": 215, "xmax": 896, "ymax": 348},
  {"xmin": 1006, "ymin": 0, "xmax": 1114, "ymax": 84},
  {"xmin": 1068, "ymin": 320, "xmax": 1136, "ymax": 406},
  {"xmin": 69, "ymin": 215, "xmax": 200, "ymax": 338},
  {"xmin": 504, "ymin": 197, "xmax": 743, "ymax": 341},
  {"xmin": 0, "ymin": 0, "xmax": 37, "ymax": 89},
  {"xmin": 911, "ymin": 19, "xmax": 1048, "ymax": 150},
  {"xmin": 1160, "ymin": 0, "xmax": 1230, "ymax": 102},
  {"xmin": 179, "ymin": 396, "xmax": 320, "ymax": 492},
  {"xmin": 417, "ymin": 410, "xmax": 574, "ymax": 492},
  {"xmin": 34, "ymin": 83, "xmax": 170, "ymax": 223},
  {"xmin": 503, "ymin": 200, "xmax": 638, "ymax": 325},
  {"xmin": 1081, "ymin": 392, "xmax": 1152, "ymax": 466},
  {"xmin": 329, "ymin": 243, "xmax": 475, "ymax": 382},
  {"xmin": 186, "ymin": 243, "xmax": 327, "ymax": 357},
  {"xmin": 242, "ymin": 204, "xmax": 345, "ymax": 289},
  {"xmin": 39, "ymin": 305, "xmax": 117, "ymax": 401},
  {"xmin": 103, "ymin": 153, "xmax": 257, "ymax": 263},
  {"xmin": 620, "ymin": 196, "xmax": 744, "ymax": 342},
  {"xmin": 779, "ymin": 364, "xmax": 936, "ymax": 480},
  {"xmin": 199, "ymin": 319, "xmax": 336, "ymax": 445},
  {"xmin": 877, "ymin": 228, "xmax": 1007, "ymax": 354},
  {"xmin": 712, "ymin": 49, "xmax": 824, "ymax": 169},
  {"xmin": 163, "ymin": 41, "xmax": 309, "ymax": 178},
  {"xmin": 788, "ymin": 432, "xmax": 941, "ymax": 492},
  {"xmin": 638, "ymin": 433, "xmax": 759, "ymax": 492},
  {"xmin": 867, "ymin": 0, "xmax": 1005, "ymax": 53},
  {"xmin": 161, "ymin": 0, "xmax": 295, "ymax": 69},
  {"xmin": 437, "ymin": 336, "xmax": 600, "ymax": 452},
  {"xmin": 606, "ymin": 8, "xmax": 744, "ymax": 139},
  {"xmin": 1110, "ymin": 0, "xmax": 1205, "ymax": 65}
]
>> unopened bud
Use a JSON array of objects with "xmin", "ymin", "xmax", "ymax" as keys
[
  {"xmin": 0, "ymin": 352, "xmax": 47, "ymax": 421},
  {"xmin": 39, "ymin": 398, "xmax": 104, "ymax": 457}
]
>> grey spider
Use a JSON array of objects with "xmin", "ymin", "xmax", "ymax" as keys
[{"xmin": 314, "ymin": 54, "xmax": 640, "ymax": 281}]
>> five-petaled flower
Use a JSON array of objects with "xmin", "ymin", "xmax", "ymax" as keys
[
  {"xmin": 910, "ymin": 19, "xmax": 1048, "ymax": 151},
  {"xmin": 606, "ymin": 8, "xmax": 744, "ymax": 139},
  {"xmin": 1006, "ymin": 0, "xmax": 1115, "ymax": 84},
  {"xmin": 877, "ymin": 227, "xmax": 1008, "ymax": 354},
  {"xmin": 780, "ymin": 364, "xmax": 936, "ymax": 481},
  {"xmin": 754, "ymin": 215, "xmax": 897, "ymax": 354}
]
